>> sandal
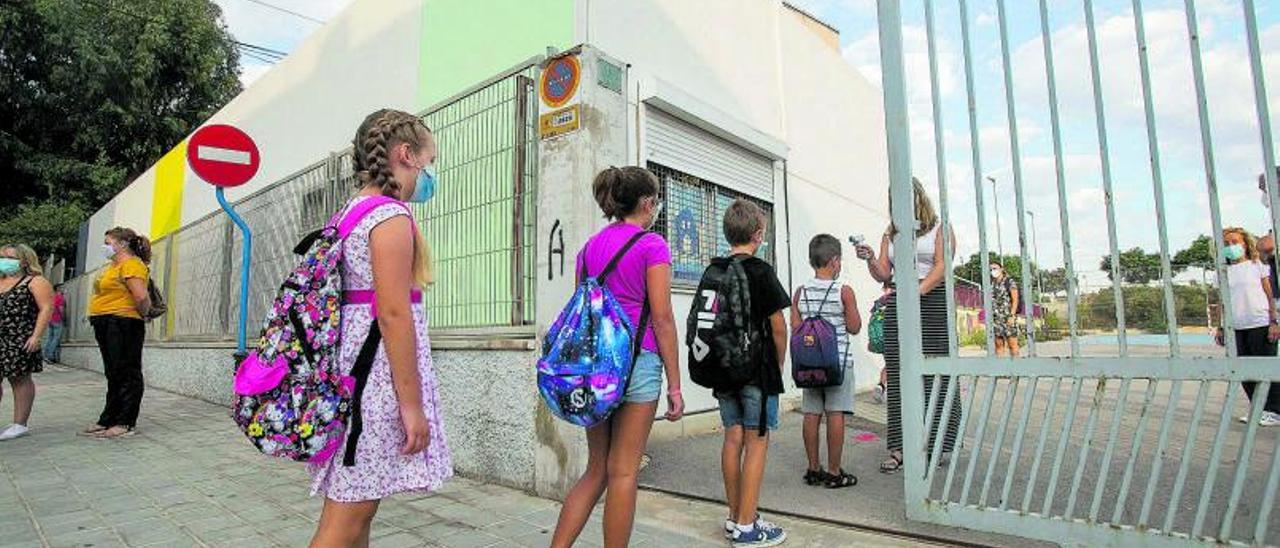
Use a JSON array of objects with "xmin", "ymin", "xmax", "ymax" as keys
[
  {"xmin": 825, "ymin": 469, "xmax": 858, "ymax": 488},
  {"xmin": 879, "ymin": 453, "xmax": 904, "ymax": 474},
  {"xmin": 77, "ymin": 424, "xmax": 107, "ymax": 437},
  {"xmin": 803, "ymin": 469, "xmax": 830, "ymax": 486},
  {"xmin": 91, "ymin": 426, "xmax": 135, "ymax": 439}
]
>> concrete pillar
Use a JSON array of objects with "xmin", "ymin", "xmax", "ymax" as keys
[{"xmin": 532, "ymin": 45, "xmax": 631, "ymax": 499}]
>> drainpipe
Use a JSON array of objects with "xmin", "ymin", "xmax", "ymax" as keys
[{"xmin": 782, "ymin": 160, "xmax": 794, "ymax": 290}]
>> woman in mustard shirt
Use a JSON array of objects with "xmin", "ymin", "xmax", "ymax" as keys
[{"xmin": 85, "ymin": 227, "xmax": 152, "ymax": 439}]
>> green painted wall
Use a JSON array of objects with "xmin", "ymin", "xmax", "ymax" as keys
[{"xmin": 418, "ymin": 0, "xmax": 575, "ymax": 108}]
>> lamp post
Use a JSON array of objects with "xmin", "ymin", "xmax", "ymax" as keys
[
  {"xmin": 987, "ymin": 176, "xmax": 1005, "ymax": 261},
  {"xmin": 1027, "ymin": 210, "xmax": 1041, "ymax": 298}
]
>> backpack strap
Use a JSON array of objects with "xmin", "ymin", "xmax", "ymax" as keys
[
  {"xmin": 594, "ymin": 231, "xmax": 651, "ymax": 284},
  {"xmin": 809, "ymin": 281, "xmax": 836, "ymax": 319},
  {"xmin": 335, "ymin": 196, "xmax": 413, "ymax": 239},
  {"xmin": 342, "ymin": 322, "xmax": 383, "ymax": 467}
]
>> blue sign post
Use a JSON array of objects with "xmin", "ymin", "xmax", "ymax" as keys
[
  {"xmin": 186, "ymin": 124, "xmax": 261, "ymax": 364},
  {"xmin": 216, "ymin": 187, "xmax": 252, "ymax": 358}
]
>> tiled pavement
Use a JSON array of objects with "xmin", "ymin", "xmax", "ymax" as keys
[{"xmin": 0, "ymin": 365, "xmax": 933, "ymax": 547}]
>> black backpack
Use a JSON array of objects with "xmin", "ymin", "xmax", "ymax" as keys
[{"xmin": 686, "ymin": 256, "xmax": 763, "ymax": 393}]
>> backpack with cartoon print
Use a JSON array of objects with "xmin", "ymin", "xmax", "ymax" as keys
[{"xmin": 231, "ymin": 196, "xmax": 409, "ymax": 464}]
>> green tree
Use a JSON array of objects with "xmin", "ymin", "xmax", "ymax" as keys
[
  {"xmin": 0, "ymin": 0, "xmax": 241, "ymax": 265},
  {"xmin": 1099, "ymin": 247, "xmax": 1163, "ymax": 284},
  {"xmin": 1040, "ymin": 267, "xmax": 1067, "ymax": 295},
  {"xmin": 1173, "ymin": 234, "xmax": 1214, "ymax": 272},
  {"xmin": 953, "ymin": 252, "xmax": 1038, "ymax": 285}
]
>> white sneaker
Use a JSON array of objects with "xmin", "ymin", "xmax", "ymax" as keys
[
  {"xmin": 0, "ymin": 424, "xmax": 29, "ymax": 441},
  {"xmin": 1261, "ymin": 412, "xmax": 1280, "ymax": 427},
  {"xmin": 873, "ymin": 384, "xmax": 886, "ymax": 404},
  {"xmin": 1239, "ymin": 415, "xmax": 1250, "ymax": 424},
  {"xmin": 724, "ymin": 518, "xmax": 735, "ymax": 539}
]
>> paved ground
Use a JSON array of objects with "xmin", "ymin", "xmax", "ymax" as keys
[
  {"xmin": 641, "ymin": 341, "xmax": 1280, "ymax": 547},
  {"xmin": 0, "ymin": 365, "xmax": 945, "ymax": 548}
]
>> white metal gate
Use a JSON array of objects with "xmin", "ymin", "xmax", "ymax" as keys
[{"xmin": 877, "ymin": 0, "xmax": 1280, "ymax": 545}]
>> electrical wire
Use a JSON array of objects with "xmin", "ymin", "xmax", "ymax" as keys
[{"xmin": 236, "ymin": 0, "xmax": 325, "ymax": 25}]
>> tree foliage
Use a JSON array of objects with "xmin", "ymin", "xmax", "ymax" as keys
[
  {"xmin": 953, "ymin": 252, "xmax": 1040, "ymax": 285},
  {"xmin": 0, "ymin": 0, "xmax": 241, "ymax": 265},
  {"xmin": 1099, "ymin": 247, "xmax": 1164, "ymax": 284},
  {"xmin": 1173, "ymin": 234, "xmax": 1214, "ymax": 271}
]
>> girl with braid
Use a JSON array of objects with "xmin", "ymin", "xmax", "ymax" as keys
[{"xmin": 308, "ymin": 109, "xmax": 452, "ymax": 547}]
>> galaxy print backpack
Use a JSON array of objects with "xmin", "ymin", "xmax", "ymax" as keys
[
  {"xmin": 232, "ymin": 196, "xmax": 409, "ymax": 464},
  {"xmin": 538, "ymin": 231, "xmax": 651, "ymax": 427}
]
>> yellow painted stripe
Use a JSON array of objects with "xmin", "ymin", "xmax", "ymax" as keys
[{"xmin": 150, "ymin": 141, "xmax": 187, "ymax": 239}]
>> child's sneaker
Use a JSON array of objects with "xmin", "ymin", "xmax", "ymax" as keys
[
  {"xmin": 724, "ymin": 518, "xmax": 735, "ymax": 539},
  {"xmin": 873, "ymin": 383, "xmax": 885, "ymax": 404},
  {"xmin": 1261, "ymin": 412, "xmax": 1280, "ymax": 427},
  {"xmin": 731, "ymin": 519, "xmax": 786, "ymax": 547}
]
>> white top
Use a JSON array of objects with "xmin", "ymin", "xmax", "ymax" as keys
[
  {"xmin": 797, "ymin": 278, "xmax": 852, "ymax": 366},
  {"xmin": 1227, "ymin": 261, "xmax": 1273, "ymax": 330},
  {"xmin": 888, "ymin": 223, "xmax": 940, "ymax": 280}
]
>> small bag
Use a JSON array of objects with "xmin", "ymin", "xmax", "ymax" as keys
[
  {"xmin": 144, "ymin": 279, "xmax": 166, "ymax": 320},
  {"xmin": 867, "ymin": 297, "xmax": 887, "ymax": 355},
  {"xmin": 790, "ymin": 284, "xmax": 845, "ymax": 388}
]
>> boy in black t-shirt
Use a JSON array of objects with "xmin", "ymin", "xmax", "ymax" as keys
[{"xmin": 716, "ymin": 200, "xmax": 791, "ymax": 547}]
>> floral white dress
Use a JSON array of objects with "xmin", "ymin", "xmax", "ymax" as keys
[{"xmin": 308, "ymin": 197, "xmax": 452, "ymax": 502}]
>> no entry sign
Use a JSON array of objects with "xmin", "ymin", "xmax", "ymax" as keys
[{"xmin": 187, "ymin": 124, "xmax": 260, "ymax": 188}]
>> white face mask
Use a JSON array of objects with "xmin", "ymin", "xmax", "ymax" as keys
[{"xmin": 101, "ymin": 244, "xmax": 117, "ymax": 260}]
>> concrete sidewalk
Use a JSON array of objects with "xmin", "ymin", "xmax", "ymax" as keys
[{"xmin": 0, "ymin": 365, "xmax": 940, "ymax": 547}]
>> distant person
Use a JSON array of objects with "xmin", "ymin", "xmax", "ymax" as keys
[
  {"xmin": 869, "ymin": 281, "xmax": 892, "ymax": 404},
  {"xmin": 990, "ymin": 263, "xmax": 1020, "ymax": 357},
  {"xmin": 791, "ymin": 234, "xmax": 861, "ymax": 489},
  {"xmin": 551, "ymin": 166, "xmax": 684, "ymax": 548},
  {"xmin": 708, "ymin": 200, "xmax": 790, "ymax": 546},
  {"xmin": 854, "ymin": 178, "xmax": 961, "ymax": 474},
  {"xmin": 307, "ymin": 109, "xmax": 453, "ymax": 546},
  {"xmin": 1217, "ymin": 227, "xmax": 1279, "ymax": 427},
  {"xmin": 86, "ymin": 228, "xmax": 152, "ymax": 439},
  {"xmin": 0, "ymin": 244, "xmax": 53, "ymax": 441},
  {"xmin": 43, "ymin": 284, "xmax": 65, "ymax": 364}
]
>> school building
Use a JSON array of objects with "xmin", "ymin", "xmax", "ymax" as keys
[{"xmin": 62, "ymin": 0, "xmax": 891, "ymax": 498}]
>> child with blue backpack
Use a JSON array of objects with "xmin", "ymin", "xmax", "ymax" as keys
[
  {"xmin": 550, "ymin": 166, "xmax": 684, "ymax": 548},
  {"xmin": 790, "ymin": 234, "xmax": 861, "ymax": 489}
]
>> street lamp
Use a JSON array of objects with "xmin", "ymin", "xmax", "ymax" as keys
[
  {"xmin": 1026, "ymin": 210, "xmax": 1041, "ymax": 299},
  {"xmin": 987, "ymin": 176, "xmax": 1004, "ymax": 260}
]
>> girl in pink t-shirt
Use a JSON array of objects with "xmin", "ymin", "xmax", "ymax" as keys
[{"xmin": 552, "ymin": 167, "xmax": 685, "ymax": 547}]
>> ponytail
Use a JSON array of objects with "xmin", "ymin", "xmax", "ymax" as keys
[
  {"xmin": 105, "ymin": 227, "xmax": 152, "ymax": 264},
  {"xmin": 592, "ymin": 166, "xmax": 659, "ymax": 220}
]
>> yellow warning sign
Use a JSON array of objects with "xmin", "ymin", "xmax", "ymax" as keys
[{"xmin": 539, "ymin": 104, "xmax": 581, "ymax": 140}]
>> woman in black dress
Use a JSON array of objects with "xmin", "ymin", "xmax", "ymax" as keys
[{"xmin": 0, "ymin": 244, "xmax": 54, "ymax": 442}]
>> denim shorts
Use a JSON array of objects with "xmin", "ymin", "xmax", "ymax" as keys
[
  {"xmin": 624, "ymin": 351, "xmax": 663, "ymax": 403},
  {"xmin": 716, "ymin": 385, "xmax": 779, "ymax": 431}
]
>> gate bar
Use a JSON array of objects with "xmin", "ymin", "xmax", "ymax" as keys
[
  {"xmin": 999, "ymin": 0, "xmax": 1038, "ymax": 354},
  {"xmin": 978, "ymin": 377, "xmax": 1019, "ymax": 507},
  {"xmin": 1088, "ymin": 377, "xmax": 1132, "ymax": 522},
  {"xmin": 1192, "ymin": 381, "xmax": 1240, "ymax": 536},
  {"xmin": 1138, "ymin": 380, "xmax": 1182, "ymax": 526},
  {"xmin": 941, "ymin": 374, "xmax": 981, "ymax": 503},
  {"xmin": 957, "ymin": 0, "xmax": 996, "ymax": 356},
  {"xmin": 1256, "ymin": 430, "xmax": 1280, "ymax": 543},
  {"xmin": 1162, "ymin": 380, "xmax": 1209, "ymax": 533},
  {"xmin": 1040, "ymin": 377, "xmax": 1084, "ymax": 516},
  {"xmin": 921, "ymin": 373, "xmax": 943, "ymax": 473},
  {"xmin": 1220, "ymin": 381, "xmax": 1271, "ymax": 540},
  {"xmin": 1082, "ymin": 0, "xmax": 1130, "ymax": 356},
  {"xmin": 959, "ymin": 376, "xmax": 998, "ymax": 505},
  {"xmin": 1181, "ymin": 0, "xmax": 1235, "ymax": 354},
  {"xmin": 922, "ymin": 0, "xmax": 958, "ymax": 355},
  {"xmin": 997, "ymin": 375, "xmax": 1038, "ymax": 511},
  {"xmin": 925, "ymin": 375, "xmax": 959, "ymax": 489},
  {"xmin": 1110, "ymin": 380, "xmax": 1159, "ymax": 524},
  {"xmin": 1242, "ymin": 0, "xmax": 1280, "ymax": 304},
  {"xmin": 1020, "ymin": 376, "xmax": 1063, "ymax": 513},
  {"xmin": 1062, "ymin": 377, "xmax": 1106, "ymax": 519},
  {"xmin": 1129, "ymin": 0, "xmax": 1181, "ymax": 356}
]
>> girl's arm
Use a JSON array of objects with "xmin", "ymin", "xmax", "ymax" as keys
[
  {"xmin": 860, "ymin": 233, "xmax": 894, "ymax": 283},
  {"xmin": 26, "ymin": 277, "xmax": 54, "ymax": 352},
  {"xmin": 369, "ymin": 215, "xmax": 429, "ymax": 455},
  {"xmin": 645, "ymin": 263, "xmax": 684, "ymax": 421},
  {"xmin": 124, "ymin": 277, "xmax": 151, "ymax": 317},
  {"xmin": 919, "ymin": 225, "xmax": 955, "ymax": 295},
  {"xmin": 842, "ymin": 285, "xmax": 862, "ymax": 335}
]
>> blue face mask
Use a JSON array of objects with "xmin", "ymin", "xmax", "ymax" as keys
[
  {"xmin": 0, "ymin": 258, "xmax": 20, "ymax": 276},
  {"xmin": 1224, "ymin": 243, "xmax": 1246, "ymax": 261},
  {"xmin": 408, "ymin": 165, "xmax": 437, "ymax": 203}
]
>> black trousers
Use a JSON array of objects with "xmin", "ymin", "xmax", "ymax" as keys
[
  {"xmin": 1235, "ymin": 326, "xmax": 1280, "ymax": 414},
  {"xmin": 91, "ymin": 315, "xmax": 146, "ymax": 428}
]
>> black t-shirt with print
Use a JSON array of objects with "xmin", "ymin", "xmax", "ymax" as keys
[{"xmin": 736, "ymin": 255, "xmax": 791, "ymax": 395}]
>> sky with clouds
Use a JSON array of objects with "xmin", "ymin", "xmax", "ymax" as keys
[{"xmin": 218, "ymin": 0, "xmax": 1278, "ymax": 289}]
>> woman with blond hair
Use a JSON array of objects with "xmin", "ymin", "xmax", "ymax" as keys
[
  {"xmin": 1217, "ymin": 227, "xmax": 1279, "ymax": 427},
  {"xmin": 854, "ymin": 178, "xmax": 961, "ymax": 473},
  {"xmin": 0, "ymin": 244, "xmax": 54, "ymax": 441}
]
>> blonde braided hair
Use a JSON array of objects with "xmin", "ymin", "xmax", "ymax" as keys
[{"xmin": 352, "ymin": 109, "xmax": 435, "ymax": 286}]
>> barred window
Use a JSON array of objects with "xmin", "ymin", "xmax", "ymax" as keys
[{"xmin": 648, "ymin": 162, "xmax": 776, "ymax": 286}]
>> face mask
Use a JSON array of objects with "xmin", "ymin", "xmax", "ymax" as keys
[
  {"xmin": 991, "ymin": 268, "xmax": 1003, "ymax": 278},
  {"xmin": 101, "ymin": 244, "xmax": 117, "ymax": 260},
  {"xmin": 1224, "ymin": 243, "xmax": 1246, "ymax": 261},
  {"xmin": 0, "ymin": 258, "xmax": 20, "ymax": 276},
  {"xmin": 408, "ymin": 165, "xmax": 437, "ymax": 203},
  {"xmin": 646, "ymin": 199, "xmax": 664, "ymax": 230}
]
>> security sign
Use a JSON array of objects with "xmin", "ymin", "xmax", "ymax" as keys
[
  {"xmin": 187, "ymin": 124, "xmax": 261, "ymax": 188},
  {"xmin": 540, "ymin": 56, "xmax": 581, "ymax": 109}
]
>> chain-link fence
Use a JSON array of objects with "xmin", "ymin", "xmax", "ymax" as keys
[{"xmin": 62, "ymin": 66, "xmax": 539, "ymax": 343}]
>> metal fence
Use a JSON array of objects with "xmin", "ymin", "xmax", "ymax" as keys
[
  {"xmin": 878, "ymin": 0, "xmax": 1280, "ymax": 546},
  {"xmin": 62, "ymin": 63, "xmax": 539, "ymax": 344}
]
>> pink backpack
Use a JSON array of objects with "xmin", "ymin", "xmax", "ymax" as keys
[{"xmin": 232, "ymin": 196, "xmax": 410, "ymax": 464}]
